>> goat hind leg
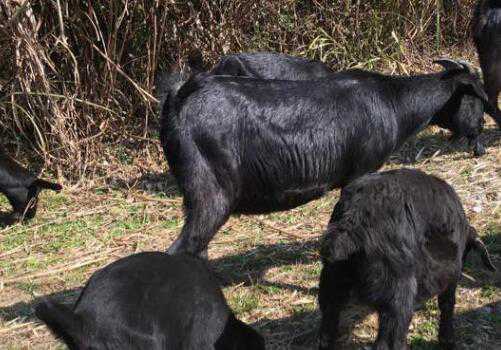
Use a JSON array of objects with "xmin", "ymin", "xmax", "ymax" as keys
[{"xmin": 374, "ymin": 278, "xmax": 416, "ymax": 350}]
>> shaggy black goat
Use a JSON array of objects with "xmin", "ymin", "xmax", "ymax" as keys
[
  {"xmin": 0, "ymin": 151, "xmax": 62, "ymax": 223},
  {"xmin": 193, "ymin": 52, "xmax": 488, "ymax": 155},
  {"xmin": 35, "ymin": 252, "xmax": 265, "ymax": 350},
  {"xmin": 318, "ymin": 168, "xmax": 496, "ymax": 350},
  {"xmin": 473, "ymin": 0, "xmax": 501, "ymax": 127},
  {"xmin": 160, "ymin": 59, "xmax": 489, "ymax": 256}
]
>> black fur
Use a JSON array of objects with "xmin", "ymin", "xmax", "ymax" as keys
[
  {"xmin": 0, "ymin": 151, "xmax": 62, "ymax": 223},
  {"xmin": 473, "ymin": 0, "xmax": 501, "ymax": 127},
  {"xmin": 196, "ymin": 51, "xmax": 488, "ymax": 156},
  {"xmin": 160, "ymin": 59, "xmax": 489, "ymax": 256},
  {"xmin": 318, "ymin": 168, "xmax": 496, "ymax": 350},
  {"xmin": 209, "ymin": 52, "xmax": 334, "ymax": 80},
  {"xmin": 35, "ymin": 252, "xmax": 265, "ymax": 350}
]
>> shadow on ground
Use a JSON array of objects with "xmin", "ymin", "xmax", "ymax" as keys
[
  {"xmin": 107, "ymin": 171, "xmax": 181, "ymax": 197},
  {"xmin": 212, "ymin": 239, "xmax": 320, "ymax": 295},
  {"xmin": 251, "ymin": 300, "xmax": 501, "ymax": 349},
  {"xmin": 0, "ymin": 288, "xmax": 82, "ymax": 326},
  {"xmin": 0, "ymin": 239, "xmax": 320, "ymax": 326},
  {"xmin": 390, "ymin": 127, "xmax": 500, "ymax": 164},
  {"xmin": 0, "ymin": 234, "xmax": 498, "ymax": 348}
]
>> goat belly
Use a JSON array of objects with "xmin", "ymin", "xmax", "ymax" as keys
[
  {"xmin": 235, "ymin": 182, "xmax": 332, "ymax": 214},
  {"xmin": 236, "ymin": 134, "xmax": 341, "ymax": 213}
]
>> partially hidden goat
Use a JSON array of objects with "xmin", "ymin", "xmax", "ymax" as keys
[
  {"xmin": 36, "ymin": 252, "xmax": 265, "ymax": 350},
  {"xmin": 473, "ymin": 0, "xmax": 501, "ymax": 128},
  {"xmin": 0, "ymin": 151, "xmax": 62, "ymax": 223}
]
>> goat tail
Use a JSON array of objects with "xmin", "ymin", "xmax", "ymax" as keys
[
  {"xmin": 465, "ymin": 226, "xmax": 496, "ymax": 272},
  {"xmin": 35, "ymin": 300, "xmax": 83, "ymax": 347},
  {"xmin": 34, "ymin": 179, "xmax": 62, "ymax": 192}
]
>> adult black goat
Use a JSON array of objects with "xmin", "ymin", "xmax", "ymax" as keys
[
  {"xmin": 473, "ymin": 0, "xmax": 501, "ymax": 128},
  {"xmin": 192, "ymin": 51, "xmax": 488, "ymax": 156},
  {"xmin": 318, "ymin": 168, "xmax": 496, "ymax": 350},
  {"xmin": 161, "ymin": 59, "xmax": 489, "ymax": 256}
]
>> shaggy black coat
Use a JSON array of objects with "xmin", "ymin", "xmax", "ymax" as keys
[
  {"xmin": 0, "ymin": 151, "xmax": 61, "ymax": 223},
  {"xmin": 35, "ymin": 252, "xmax": 265, "ymax": 350},
  {"xmin": 160, "ymin": 59, "xmax": 489, "ymax": 256},
  {"xmin": 195, "ymin": 51, "xmax": 488, "ymax": 155},
  {"xmin": 318, "ymin": 168, "xmax": 496, "ymax": 350},
  {"xmin": 473, "ymin": 0, "xmax": 501, "ymax": 127}
]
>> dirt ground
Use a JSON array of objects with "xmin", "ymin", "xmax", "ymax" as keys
[{"xmin": 0, "ymin": 124, "xmax": 500, "ymax": 349}]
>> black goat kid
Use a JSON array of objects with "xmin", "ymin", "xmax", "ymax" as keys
[
  {"xmin": 36, "ymin": 252, "xmax": 265, "ymax": 350},
  {"xmin": 192, "ymin": 51, "xmax": 488, "ymax": 156},
  {"xmin": 0, "ymin": 152, "xmax": 61, "ymax": 223},
  {"xmin": 473, "ymin": 0, "xmax": 501, "ymax": 128},
  {"xmin": 161, "ymin": 59, "xmax": 489, "ymax": 256},
  {"xmin": 318, "ymin": 169, "xmax": 496, "ymax": 350}
]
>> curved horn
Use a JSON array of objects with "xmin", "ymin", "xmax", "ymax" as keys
[
  {"xmin": 475, "ymin": 66, "xmax": 483, "ymax": 78},
  {"xmin": 457, "ymin": 59, "xmax": 475, "ymax": 74},
  {"xmin": 434, "ymin": 58, "xmax": 462, "ymax": 71}
]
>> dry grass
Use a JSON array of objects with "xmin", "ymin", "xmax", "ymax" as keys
[
  {"xmin": 0, "ymin": 1, "xmax": 499, "ymax": 349},
  {"xmin": 0, "ymin": 123, "xmax": 499, "ymax": 349},
  {"xmin": 0, "ymin": 0, "xmax": 482, "ymax": 179}
]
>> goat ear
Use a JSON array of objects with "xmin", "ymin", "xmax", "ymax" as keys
[
  {"xmin": 460, "ymin": 78, "xmax": 490, "ymax": 104},
  {"xmin": 434, "ymin": 58, "xmax": 463, "ymax": 71},
  {"xmin": 320, "ymin": 227, "xmax": 358, "ymax": 263},
  {"xmin": 35, "ymin": 300, "xmax": 84, "ymax": 348}
]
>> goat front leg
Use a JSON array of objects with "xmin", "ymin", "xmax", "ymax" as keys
[
  {"xmin": 438, "ymin": 282, "xmax": 457, "ymax": 350},
  {"xmin": 469, "ymin": 136, "xmax": 485, "ymax": 157},
  {"xmin": 374, "ymin": 278, "xmax": 416, "ymax": 350},
  {"xmin": 318, "ymin": 262, "xmax": 355, "ymax": 350},
  {"xmin": 167, "ymin": 158, "xmax": 233, "ymax": 258}
]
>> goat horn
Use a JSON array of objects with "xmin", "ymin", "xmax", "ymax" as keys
[
  {"xmin": 433, "ymin": 58, "xmax": 462, "ymax": 71},
  {"xmin": 457, "ymin": 59, "xmax": 475, "ymax": 74}
]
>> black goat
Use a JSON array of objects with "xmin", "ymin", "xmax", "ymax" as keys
[
  {"xmin": 473, "ymin": 0, "xmax": 501, "ymax": 128},
  {"xmin": 0, "ymin": 151, "xmax": 62, "ymax": 223},
  {"xmin": 35, "ymin": 252, "xmax": 265, "ymax": 350},
  {"xmin": 205, "ymin": 51, "xmax": 334, "ymax": 80},
  {"xmin": 193, "ymin": 51, "xmax": 487, "ymax": 156},
  {"xmin": 318, "ymin": 168, "xmax": 496, "ymax": 350},
  {"xmin": 160, "ymin": 59, "xmax": 489, "ymax": 256}
]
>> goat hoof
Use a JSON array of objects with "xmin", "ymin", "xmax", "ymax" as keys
[
  {"xmin": 318, "ymin": 334, "xmax": 334, "ymax": 350},
  {"xmin": 473, "ymin": 144, "xmax": 486, "ymax": 157},
  {"xmin": 439, "ymin": 341, "xmax": 455, "ymax": 350}
]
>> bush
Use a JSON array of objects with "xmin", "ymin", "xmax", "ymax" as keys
[{"xmin": 0, "ymin": 0, "xmax": 477, "ymax": 179}]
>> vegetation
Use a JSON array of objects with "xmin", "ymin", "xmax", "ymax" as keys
[
  {"xmin": 0, "ymin": 0, "xmax": 481, "ymax": 178},
  {"xmin": 0, "ymin": 1, "xmax": 499, "ymax": 349}
]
